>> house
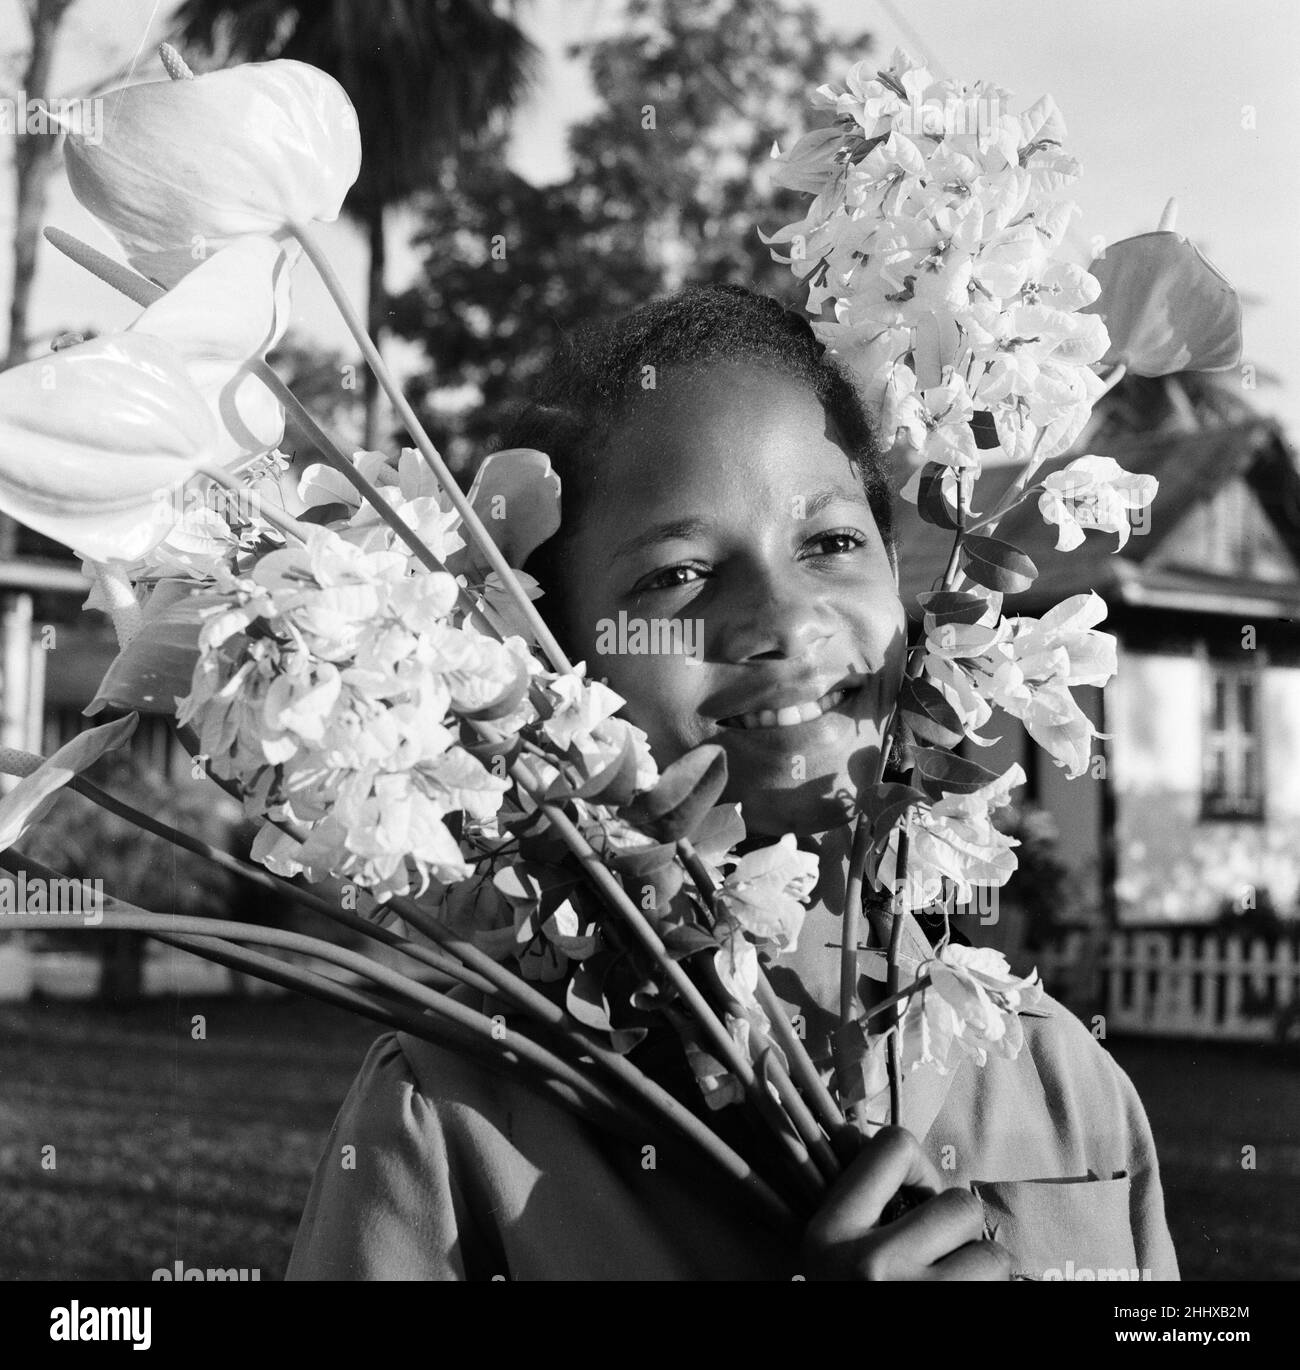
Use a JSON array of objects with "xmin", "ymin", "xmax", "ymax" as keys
[{"xmin": 893, "ymin": 406, "xmax": 1300, "ymax": 927}]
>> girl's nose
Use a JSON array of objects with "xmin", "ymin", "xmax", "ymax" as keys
[{"xmin": 711, "ymin": 564, "xmax": 831, "ymax": 663}]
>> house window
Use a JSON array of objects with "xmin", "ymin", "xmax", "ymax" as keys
[{"xmin": 1202, "ymin": 665, "xmax": 1264, "ymax": 820}]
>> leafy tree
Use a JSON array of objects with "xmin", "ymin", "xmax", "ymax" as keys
[
  {"xmin": 172, "ymin": 0, "xmax": 539, "ymax": 447},
  {"xmin": 390, "ymin": 0, "xmax": 873, "ymax": 467}
]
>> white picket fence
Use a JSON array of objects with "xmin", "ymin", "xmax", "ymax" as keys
[{"xmin": 1037, "ymin": 929, "xmax": 1300, "ymax": 1040}]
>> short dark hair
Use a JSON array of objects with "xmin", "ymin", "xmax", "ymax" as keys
[{"xmin": 500, "ymin": 283, "xmax": 896, "ymax": 642}]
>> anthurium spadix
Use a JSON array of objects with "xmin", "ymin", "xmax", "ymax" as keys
[
  {"xmin": 64, "ymin": 60, "xmax": 360, "ymax": 289},
  {"xmin": 1083, "ymin": 231, "xmax": 1242, "ymax": 376},
  {"xmin": 0, "ymin": 333, "xmax": 217, "ymax": 561},
  {"xmin": 128, "ymin": 236, "xmax": 293, "ymax": 468}
]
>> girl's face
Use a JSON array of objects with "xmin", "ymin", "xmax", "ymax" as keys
[{"xmin": 557, "ymin": 360, "xmax": 907, "ymax": 836}]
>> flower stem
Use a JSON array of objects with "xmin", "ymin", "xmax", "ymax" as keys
[
  {"xmin": 839, "ymin": 814, "xmax": 874, "ymax": 1032},
  {"xmin": 961, "ymin": 485, "xmax": 1042, "ymax": 535},
  {"xmin": 41, "ymin": 229, "xmax": 500, "ymax": 634},
  {"xmin": 149, "ymin": 929, "xmax": 699, "ymax": 1159},
  {"xmin": 759, "ymin": 1048, "xmax": 841, "ymax": 1184},
  {"xmin": 488, "ymin": 738, "xmax": 825, "ymax": 1202},
  {"xmin": 2, "ymin": 868, "xmax": 602, "ymax": 1104},
  {"xmin": 289, "ymin": 221, "xmax": 573, "ymax": 676},
  {"xmin": 186, "ymin": 747, "xmax": 807, "ymax": 1209},
  {"xmin": 966, "ymin": 424, "xmax": 1051, "ymax": 553},
  {"xmin": 65, "ymin": 773, "xmax": 497, "ymax": 996},
  {"xmin": 676, "ymin": 836, "xmax": 858, "ymax": 1167},
  {"xmin": 886, "ymin": 821, "xmax": 911, "ymax": 1127},
  {"xmin": 857, "ymin": 973, "xmax": 931, "ymax": 1026},
  {"xmin": 247, "ymin": 359, "xmax": 498, "ymax": 636},
  {"xmin": 1097, "ymin": 361, "xmax": 1127, "ymax": 398},
  {"xmin": 168, "ymin": 729, "xmax": 802, "ymax": 1213},
  {"xmin": 6, "ymin": 849, "xmax": 797, "ymax": 1234},
  {"xmin": 198, "ymin": 464, "xmax": 312, "ymax": 544}
]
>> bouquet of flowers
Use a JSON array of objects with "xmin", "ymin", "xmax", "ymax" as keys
[{"xmin": 0, "ymin": 44, "xmax": 1240, "ymax": 1233}]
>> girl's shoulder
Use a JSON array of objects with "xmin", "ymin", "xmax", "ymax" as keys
[
  {"xmin": 289, "ymin": 1028, "xmax": 789, "ymax": 1280},
  {"xmin": 932, "ymin": 991, "xmax": 1181, "ymax": 1280}
]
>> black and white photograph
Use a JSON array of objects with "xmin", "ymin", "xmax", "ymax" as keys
[{"xmin": 0, "ymin": 0, "xmax": 1294, "ymax": 1339}]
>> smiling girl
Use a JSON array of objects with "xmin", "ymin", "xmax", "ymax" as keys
[{"xmin": 287, "ymin": 285, "xmax": 1179, "ymax": 1282}]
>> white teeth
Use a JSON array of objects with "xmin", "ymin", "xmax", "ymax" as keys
[{"xmin": 728, "ymin": 688, "xmax": 848, "ymax": 731}]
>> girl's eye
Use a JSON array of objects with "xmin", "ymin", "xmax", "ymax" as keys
[
  {"xmin": 804, "ymin": 527, "xmax": 868, "ymax": 558},
  {"xmin": 634, "ymin": 562, "xmax": 710, "ymax": 593}
]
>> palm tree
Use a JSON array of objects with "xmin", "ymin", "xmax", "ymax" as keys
[{"xmin": 171, "ymin": 0, "xmax": 538, "ymax": 446}]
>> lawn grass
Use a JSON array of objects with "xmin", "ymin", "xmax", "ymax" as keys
[
  {"xmin": 1, "ymin": 995, "xmax": 1295, "ymax": 1280},
  {"xmin": 0, "ymin": 995, "xmax": 377, "ymax": 1281},
  {"xmin": 1103, "ymin": 1035, "xmax": 1300, "ymax": 1281}
]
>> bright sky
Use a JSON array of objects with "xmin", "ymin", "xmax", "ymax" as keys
[{"xmin": 4, "ymin": 0, "xmax": 1298, "ymax": 435}]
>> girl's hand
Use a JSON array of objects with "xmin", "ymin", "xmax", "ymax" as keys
[{"xmin": 801, "ymin": 1126, "xmax": 1013, "ymax": 1280}]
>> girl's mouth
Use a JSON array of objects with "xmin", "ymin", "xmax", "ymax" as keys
[{"xmin": 718, "ymin": 686, "xmax": 856, "ymax": 731}]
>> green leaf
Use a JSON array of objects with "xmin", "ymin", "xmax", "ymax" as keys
[
  {"xmin": 864, "ymin": 781, "xmax": 930, "ymax": 840},
  {"xmin": 459, "ymin": 727, "xmax": 520, "ymax": 772},
  {"xmin": 916, "ymin": 589, "xmax": 1000, "ymax": 626},
  {"xmin": 660, "ymin": 920, "xmax": 719, "ymax": 961},
  {"xmin": 898, "ymin": 676, "xmax": 966, "ymax": 748},
  {"xmin": 619, "ymin": 857, "xmax": 685, "ymax": 918},
  {"xmin": 605, "ymin": 835, "xmax": 678, "ymax": 879},
  {"xmin": 621, "ymin": 743, "xmax": 728, "ymax": 843},
  {"xmin": 916, "ymin": 461, "xmax": 961, "ymax": 530},
  {"xmin": 493, "ymin": 860, "xmax": 582, "ymax": 920},
  {"xmin": 545, "ymin": 728, "xmax": 640, "ymax": 807},
  {"xmin": 959, "ymin": 535, "xmax": 1037, "ymax": 594},
  {"xmin": 565, "ymin": 960, "xmax": 613, "ymax": 1033},
  {"xmin": 86, "ymin": 580, "xmax": 202, "ymax": 717},
  {"xmin": 911, "ymin": 746, "xmax": 1001, "ymax": 800}
]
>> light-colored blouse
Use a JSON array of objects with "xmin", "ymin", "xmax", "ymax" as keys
[{"xmin": 286, "ymin": 981, "xmax": 1181, "ymax": 1281}]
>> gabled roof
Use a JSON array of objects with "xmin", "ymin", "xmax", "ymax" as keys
[{"xmin": 892, "ymin": 419, "xmax": 1300, "ymax": 619}]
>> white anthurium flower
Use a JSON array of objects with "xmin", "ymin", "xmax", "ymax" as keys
[
  {"xmin": 64, "ymin": 60, "xmax": 360, "ymax": 288},
  {"xmin": 1038, "ymin": 454, "xmax": 1159, "ymax": 551},
  {"xmin": 1083, "ymin": 229, "xmax": 1242, "ymax": 376},
  {"xmin": 128, "ymin": 236, "xmax": 294, "ymax": 469},
  {"xmin": 0, "ymin": 333, "xmax": 217, "ymax": 561}
]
